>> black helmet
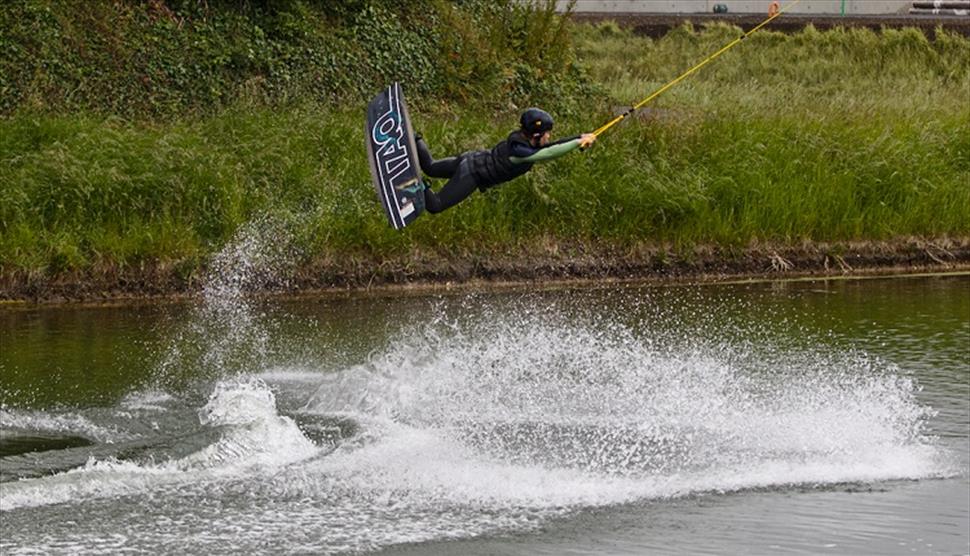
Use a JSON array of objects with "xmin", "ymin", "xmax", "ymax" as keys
[{"xmin": 520, "ymin": 108, "xmax": 554, "ymax": 137}]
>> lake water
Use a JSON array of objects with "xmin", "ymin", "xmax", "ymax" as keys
[{"xmin": 1, "ymin": 268, "xmax": 967, "ymax": 554}]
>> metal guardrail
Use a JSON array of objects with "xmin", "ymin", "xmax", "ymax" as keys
[{"xmin": 910, "ymin": 0, "xmax": 970, "ymax": 15}]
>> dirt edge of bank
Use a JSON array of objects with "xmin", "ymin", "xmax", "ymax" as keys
[{"xmin": 2, "ymin": 237, "xmax": 968, "ymax": 304}]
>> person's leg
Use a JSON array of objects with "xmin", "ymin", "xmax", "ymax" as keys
[
  {"xmin": 424, "ymin": 159, "xmax": 479, "ymax": 214},
  {"xmin": 416, "ymin": 137, "xmax": 459, "ymax": 178}
]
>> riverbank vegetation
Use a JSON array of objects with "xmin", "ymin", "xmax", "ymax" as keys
[{"xmin": 1, "ymin": 1, "xmax": 968, "ymax": 296}]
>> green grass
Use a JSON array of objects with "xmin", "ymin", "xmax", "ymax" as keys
[
  {"xmin": 570, "ymin": 23, "xmax": 970, "ymax": 243},
  {"xmin": 0, "ymin": 0, "xmax": 587, "ymax": 117},
  {"xmin": 1, "ymin": 23, "xmax": 968, "ymax": 276}
]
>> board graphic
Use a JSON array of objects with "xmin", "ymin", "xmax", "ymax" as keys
[{"xmin": 365, "ymin": 82, "xmax": 425, "ymax": 230}]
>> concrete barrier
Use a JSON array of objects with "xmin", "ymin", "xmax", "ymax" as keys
[
  {"xmin": 560, "ymin": 1, "xmax": 914, "ymax": 15},
  {"xmin": 910, "ymin": 0, "xmax": 970, "ymax": 15}
]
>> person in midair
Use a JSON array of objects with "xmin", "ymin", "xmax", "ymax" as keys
[{"xmin": 416, "ymin": 108, "xmax": 597, "ymax": 214}]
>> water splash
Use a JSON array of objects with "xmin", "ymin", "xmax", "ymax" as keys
[
  {"xmin": 0, "ymin": 214, "xmax": 321, "ymax": 512},
  {"xmin": 179, "ymin": 378, "xmax": 318, "ymax": 470},
  {"xmin": 155, "ymin": 214, "xmax": 306, "ymax": 387},
  {"xmin": 119, "ymin": 390, "xmax": 175, "ymax": 412},
  {"xmin": 0, "ymin": 378, "xmax": 318, "ymax": 511},
  {"xmin": 303, "ymin": 297, "xmax": 944, "ymax": 484},
  {"xmin": 0, "ymin": 409, "xmax": 134, "ymax": 444}
]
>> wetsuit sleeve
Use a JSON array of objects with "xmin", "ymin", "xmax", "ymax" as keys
[
  {"xmin": 509, "ymin": 136, "xmax": 582, "ymax": 164},
  {"xmin": 509, "ymin": 141, "xmax": 540, "ymax": 158}
]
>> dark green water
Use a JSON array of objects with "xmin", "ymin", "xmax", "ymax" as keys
[{"xmin": 1, "ymin": 274, "xmax": 968, "ymax": 555}]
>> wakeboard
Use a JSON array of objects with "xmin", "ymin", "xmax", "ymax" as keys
[{"xmin": 365, "ymin": 82, "xmax": 425, "ymax": 230}]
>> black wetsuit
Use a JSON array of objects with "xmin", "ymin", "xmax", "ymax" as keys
[{"xmin": 418, "ymin": 131, "xmax": 580, "ymax": 214}]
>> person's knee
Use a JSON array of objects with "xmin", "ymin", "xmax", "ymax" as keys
[{"xmin": 423, "ymin": 188, "xmax": 442, "ymax": 213}]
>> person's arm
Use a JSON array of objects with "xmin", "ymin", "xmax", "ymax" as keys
[
  {"xmin": 509, "ymin": 133, "xmax": 596, "ymax": 164},
  {"xmin": 509, "ymin": 137, "xmax": 581, "ymax": 163}
]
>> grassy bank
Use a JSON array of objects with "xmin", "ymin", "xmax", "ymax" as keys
[
  {"xmin": 0, "ymin": 0, "xmax": 586, "ymax": 117},
  {"xmin": 1, "ymin": 22, "xmax": 968, "ymax": 293}
]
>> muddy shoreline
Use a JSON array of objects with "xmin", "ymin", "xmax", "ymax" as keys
[{"xmin": 2, "ymin": 238, "xmax": 967, "ymax": 304}]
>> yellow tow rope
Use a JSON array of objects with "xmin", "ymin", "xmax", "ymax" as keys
[{"xmin": 591, "ymin": 0, "xmax": 801, "ymax": 138}]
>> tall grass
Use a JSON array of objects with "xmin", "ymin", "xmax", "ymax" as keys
[
  {"xmin": 569, "ymin": 23, "xmax": 969, "ymax": 243},
  {"xmin": 1, "ymin": 24, "xmax": 967, "ymax": 275}
]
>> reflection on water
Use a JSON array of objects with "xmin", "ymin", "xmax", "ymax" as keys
[{"xmin": 0, "ymin": 274, "xmax": 967, "ymax": 555}]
